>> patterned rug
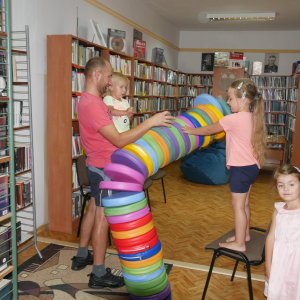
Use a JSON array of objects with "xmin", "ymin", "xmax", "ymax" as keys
[{"xmin": 17, "ymin": 244, "xmax": 173, "ymax": 299}]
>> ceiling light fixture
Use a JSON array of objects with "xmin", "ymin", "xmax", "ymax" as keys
[{"xmin": 206, "ymin": 13, "xmax": 275, "ymax": 21}]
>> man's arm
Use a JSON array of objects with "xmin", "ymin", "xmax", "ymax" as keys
[{"xmin": 99, "ymin": 111, "xmax": 174, "ymax": 148}]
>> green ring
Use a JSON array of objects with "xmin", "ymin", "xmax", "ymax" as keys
[
  {"xmin": 174, "ymin": 119, "xmax": 195, "ymax": 153},
  {"xmin": 151, "ymin": 127, "xmax": 176, "ymax": 164},
  {"xmin": 188, "ymin": 108, "xmax": 215, "ymax": 141},
  {"xmin": 125, "ymin": 269, "xmax": 167, "ymax": 290},
  {"xmin": 168, "ymin": 126, "xmax": 186, "ymax": 160},
  {"xmin": 126, "ymin": 272, "xmax": 168, "ymax": 296},
  {"xmin": 216, "ymin": 97, "xmax": 232, "ymax": 116},
  {"xmin": 122, "ymin": 258, "xmax": 164, "ymax": 276},
  {"xmin": 104, "ymin": 198, "xmax": 147, "ymax": 217},
  {"xmin": 141, "ymin": 134, "xmax": 164, "ymax": 168}
]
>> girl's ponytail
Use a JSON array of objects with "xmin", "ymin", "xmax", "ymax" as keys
[{"xmin": 252, "ymin": 94, "xmax": 267, "ymax": 166}]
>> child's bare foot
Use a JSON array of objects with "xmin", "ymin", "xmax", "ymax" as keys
[
  {"xmin": 219, "ymin": 242, "xmax": 246, "ymax": 252},
  {"xmin": 226, "ymin": 235, "xmax": 251, "ymax": 242}
]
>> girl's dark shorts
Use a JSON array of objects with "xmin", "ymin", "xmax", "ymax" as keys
[{"xmin": 229, "ymin": 164, "xmax": 260, "ymax": 193}]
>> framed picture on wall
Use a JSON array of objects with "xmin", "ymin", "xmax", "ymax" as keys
[
  {"xmin": 90, "ymin": 19, "xmax": 107, "ymax": 47},
  {"xmin": 201, "ymin": 53, "xmax": 214, "ymax": 71},
  {"xmin": 264, "ymin": 53, "xmax": 279, "ymax": 73}
]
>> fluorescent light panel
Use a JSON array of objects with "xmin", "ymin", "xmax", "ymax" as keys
[{"xmin": 206, "ymin": 13, "xmax": 275, "ymax": 21}]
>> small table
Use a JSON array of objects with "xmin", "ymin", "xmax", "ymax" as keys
[{"xmin": 265, "ymin": 135, "xmax": 286, "ymax": 166}]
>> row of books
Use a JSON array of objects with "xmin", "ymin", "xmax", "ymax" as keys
[
  {"xmin": 167, "ymin": 70, "xmax": 177, "ymax": 84},
  {"xmin": 187, "ymin": 87, "xmax": 206, "ymax": 97},
  {"xmin": 153, "ymin": 83, "xmax": 177, "ymax": 97},
  {"xmin": 289, "ymin": 75, "xmax": 299, "ymax": 88},
  {"xmin": 287, "ymin": 102, "xmax": 297, "ymax": 117},
  {"xmin": 131, "ymin": 98, "xmax": 176, "ymax": 113},
  {"xmin": 250, "ymin": 76, "xmax": 288, "ymax": 88},
  {"xmin": 258, "ymin": 89, "xmax": 287, "ymax": 100},
  {"xmin": 265, "ymin": 113, "xmax": 286, "ymax": 125},
  {"xmin": 134, "ymin": 81, "xmax": 152, "ymax": 96},
  {"xmin": 132, "ymin": 114, "xmax": 151, "ymax": 128},
  {"xmin": 72, "ymin": 162, "xmax": 79, "ymax": 189},
  {"xmin": 285, "ymin": 129, "xmax": 293, "ymax": 144},
  {"xmin": 72, "ymin": 71, "xmax": 85, "ymax": 93},
  {"xmin": 264, "ymin": 101, "xmax": 287, "ymax": 113},
  {"xmin": 15, "ymin": 178, "xmax": 31, "ymax": 210},
  {"xmin": 14, "ymin": 101, "xmax": 23, "ymax": 128},
  {"xmin": 72, "ymin": 190, "xmax": 82, "ymax": 220},
  {"xmin": 187, "ymin": 75, "xmax": 213, "ymax": 86},
  {"xmin": 178, "ymin": 86, "xmax": 187, "ymax": 97},
  {"xmin": 287, "ymin": 88, "xmax": 298, "ymax": 101},
  {"xmin": 72, "ymin": 96, "xmax": 81, "ymax": 119},
  {"xmin": 110, "ymin": 55, "xmax": 131, "ymax": 75},
  {"xmin": 72, "ymin": 135, "xmax": 83, "ymax": 157},
  {"xmin": 72, "ymin": 40, "xmax": 101, "ymax": 66},
  {"xmin": 153, "ymin": 67, "xmax": 167, "ymax": 82},
  {"xmin": 178, "ymin": 74, "xmax": 186, "ymax": 85},
  {"xmin": 286, "ymin": 115, "xmax": 296, "ymax": 131},
  {"xmin": 134, "ymin": 61, "xmax": 152, "ymax": 79},
  {"xmin": 266, "ymin": 125, "xmax": 285, "ymax": 136},
  {"xmin": 177, "ymin": 97, "xmax": 194, "ymax": 109},
  {"xmin": 14, "ymin": 143, "xmax": 31, "ymax": 173}
]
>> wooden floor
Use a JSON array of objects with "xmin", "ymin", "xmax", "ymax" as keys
[{"xmin": 18, "ymin": 159, "xmax": 279, "ymax": 299}]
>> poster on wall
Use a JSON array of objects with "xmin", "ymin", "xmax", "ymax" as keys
[
  {"xmin": 264, "ymin": 53, "xmax": 279, "ymax": 73},
  {"xmin": 201, "ymin": 53, "xmax": 214, "ymax": 71}
]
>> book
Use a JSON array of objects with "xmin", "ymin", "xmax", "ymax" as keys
[
  {"xmin": 252, "ymin": 61, "xmax": 263, "ymax": 75},
  {"xmin": 214, "ymin": 52, "xmax": 229, "ymax": 69},
  {"xmin": 107, "ymin": 28, "xmax": 126, "ymax": 53},
  {"xmin": 0, "ymin": 279, "xmax": 12, "ymax": 300},
  {"xmin": 0, "ymin": 51, "xmax": 6, "ymax": 97},
  {"xmin": 0, "ymin": 175, "xmax": 9, "ymax": 218},
  {"xmin": 134, "ymin": 40, "xmax": 146, "ymax": 60},
  {"xmin": 151, "ymin": 48, "xmax": 164, "ymax": 65},
  {"xmin": 229, "ymin": 52, "xmax": 244, "ymax": 60},
  {"xmin": 0, "ymin": 226, "xmax": 9, "ymax": 272},
  {"xmin": 0, "ymin": 116, "xmax": 6, "ymax": 157}
]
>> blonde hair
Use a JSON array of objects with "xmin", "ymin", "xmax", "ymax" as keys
[
  {"xmin": 273, "ymin": 164, "xmax": 300, "ymax": 187},
  {"xmin": 230, "ymin": 78, "xmax": 267, "ymax": 166},
  {"xmin": 105, "ymin": 72, "xmax": 129, "ymax": 97}
]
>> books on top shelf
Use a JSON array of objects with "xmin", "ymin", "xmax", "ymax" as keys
[
  {"xmin": 0, "ymin": 175, "xmax": 9, "ymax": 218},
  {"xmin": 250, "ymin": 76, "xmax": 288, "ymax": 88},
  {"xmin": 167, "ymin": 70, "xmax": 177, "ymax": 84},
  {"xmin": 178, "ymin": 73, "xmax": 186, "ymax": 85},
  {"xmin": 107, "ymin": 29, "xmax": 126, "ymax": 53},
  {"xmin": 134, "ymin": 61, "xmax": 152, "ymax": 79},
  {"xmin": 152, "ymin": 48, "xmax": 164, "ymax": 65},
  {"xmin": 187, "ymin": 75, "xmax": 213, "ymax": 86},
  {"xmin": 72, "ymin": 39, "xmax": 101, "ymax": 66},
  {"xmin": 292, "ymin": 61, "xmax": 300, "ymax": 74},
  {"xmin": 109, "ymin": 55, "xmax": 131, "ymax": 75},
  {"xmin": 153, "ymin": 67, "xmax": 166, "ymax": 82},
  {"xmin": 134, "ymin": 40, "xmax": 146, "ymax": 60}
]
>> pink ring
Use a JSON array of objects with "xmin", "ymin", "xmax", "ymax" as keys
[
  {"xmin": 106, "ymin": 206, "xmax": 150, "ymax": 224},
  {"xmin": 104, "ymin": 163, "xmax": 145, "ymax": 185},
  {"xmin": 176, "ymin": 115, "xmax": 199, "ymax": 149},
  {"xmin": 100, "ymin": 181, "xmax": 143, "ymax": 192}
]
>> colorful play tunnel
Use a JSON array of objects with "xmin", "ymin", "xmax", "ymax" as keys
[{"xmin": 100, "ymin": 94, "xmax": 232, "ymax": 299}]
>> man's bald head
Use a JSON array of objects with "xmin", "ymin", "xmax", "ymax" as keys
[{"xmin": 84, "ymin": 56, "xmax": 110, "ymax": 77}]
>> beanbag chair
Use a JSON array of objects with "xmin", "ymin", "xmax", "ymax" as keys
[{"xmin": 180, "ymin": 141, "xmax": 230, "ymax": 185}]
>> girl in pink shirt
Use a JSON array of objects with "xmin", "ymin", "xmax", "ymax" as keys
[{"xmin": 182, "ymin": 78, "xmax": 267, "ymax": 251}]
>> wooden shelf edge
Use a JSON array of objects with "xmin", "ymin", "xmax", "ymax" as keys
[
  {"xmin": 14, "ymin": 125, "xmax": 30, "ymax": 131},
  {"xmin": 0, "ymin": 212, "xmax": 12, "ymax": 222},
  {"xmin": 0, "ymin": 266, "xmax": 14, "ymax": 280}
]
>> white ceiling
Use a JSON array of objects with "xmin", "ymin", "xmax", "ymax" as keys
[{"xmin": 139, "ymin": 0, "xmax": 300, "ymax": 31}]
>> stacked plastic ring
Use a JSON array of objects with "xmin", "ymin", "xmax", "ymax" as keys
[{"xmin": 100, "ymin": 94, "xmax": 232, "ymax": 299}]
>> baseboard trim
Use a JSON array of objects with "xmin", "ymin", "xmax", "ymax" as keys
[{"xmin": 36, "ymin": 236, "xmax": 265, "ymax": 282}]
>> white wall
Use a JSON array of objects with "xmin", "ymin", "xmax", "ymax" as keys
[
  {"xmin": 179, "ymin": 31, "xmax": 300, "ymax": 75},
  {"xmin": 10, "ymin": 0, "xmax": 180, "ymax": 227}
]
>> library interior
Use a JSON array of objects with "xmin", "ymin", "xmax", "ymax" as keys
[{"xmin": 0, "ymin": 0, "xmax": 299, "ymax": 299}]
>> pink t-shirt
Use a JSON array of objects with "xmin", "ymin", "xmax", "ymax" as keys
[
  {"xmin": 219, "ymin": 112, "xmax": 260, "ymax": 168},
  {"xmin": 78, "ymin": 92, "xmax": 118, "ymax": 168}
]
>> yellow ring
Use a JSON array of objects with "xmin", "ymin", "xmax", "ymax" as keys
[
  {"xmin": 123, "ymin": 144, "xmax": 154, "ymax": 177},
  {"xmin": 120, "ymin": 248, "xmax": 164, "ymax": 268},
  {"xmin": 147, "ymin": 130, "xmax": 170, "ymax": 168},
  {"xmin": 111, "ymin": 220, "xmax": 155, "ymax": 240},
  {"xmin": 205, "ymin": 104, "xmax": 226, "ymax": 139},
  {"xmin": 187, "ymin": 112, "xmax": 210, "ymax": 147}
]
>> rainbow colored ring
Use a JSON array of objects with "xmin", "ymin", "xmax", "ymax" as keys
[{"xmin": 123, "ymin": 263, "xmax": 164, "ymax": 282}]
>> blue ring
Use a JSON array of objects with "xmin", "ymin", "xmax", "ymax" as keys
[
  {"xmin": 123, "ymin": 263, "xmax": 165, "ymax": 283},
  {"xmin": 134, "ymin": 139, "xmax": 159, "ymax": 175},
  {"xmin": 164, "ymin": 292, "xmax": 172, "ymax": 300},
  {"xmin": 119, "ymin": 240, "xmax": 161, "ymax": 261},
  {"xmin": 179, "ymin": 113, "xmax": 204, "ymax": 148},
  {"xmin": 194, "ymin": 93, "xmax": 224, "ymax": 114},
  {"xmin": 102, "ymin": 191, "xmax": 145, "ymax": 207}
]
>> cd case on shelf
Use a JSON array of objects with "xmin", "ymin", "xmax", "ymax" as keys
[{"xmin": 107, "ymin": 28, "xmax": 126, "ymax": 53}]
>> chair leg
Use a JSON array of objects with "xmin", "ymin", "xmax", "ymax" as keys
[
  {"xmin": 146, "ymin": 189, "xmax": 151, "ymax": 211},
  {"xmin": 246, "ymin": 262, "xmax": 254, "ymax": 300},
  {"xmin": 201, "ymin": 251, "xmax": 217, "ymax": 300},
  {"xmin": 77, "ymin": 196, "xmax": 87, "ymax": 237},
  {"xmin": 231, "ymin": 260, "xmax": 239, "ymax": 281},
  {"xmin": 161, "ymin": 178, "xmax": 167, "ymax": 203}
]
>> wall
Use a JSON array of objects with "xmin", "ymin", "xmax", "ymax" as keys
[
  {"xmin": 10, "ymin": 0, "xmax": 180, "ymax": 228},
  {"xmin": 178, "ymin": 31, "xmax": 300, "ymax": 75}
]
